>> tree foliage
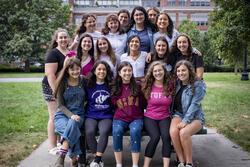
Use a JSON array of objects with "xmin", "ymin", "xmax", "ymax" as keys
[
  {"xmin": 209, "ymin": 0, "xmax": 250, "ymax": 69},
  {"xmin": 0, "ymin": 0, "xmax": 70, "ymax": 71}
]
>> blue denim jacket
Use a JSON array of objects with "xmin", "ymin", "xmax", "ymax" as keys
[
  {"xmin": 126, "ymin": 25, "xmax": 154, "ymax": 52},
  {"xmin": 174, "ymin": 80, "xmax": 206, "ymax": 124}
]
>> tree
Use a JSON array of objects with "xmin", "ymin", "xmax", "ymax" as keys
[
  {"xmin": 209, "ymin": 0, "xmax": 250, "ymax": 73},
  {"xmin": 0, "ymin": 0, "xmax": 71, "ymax": 72},
  {"xmin": 178, "ymin": 20, "xmax": 202, "ymax": 48}
]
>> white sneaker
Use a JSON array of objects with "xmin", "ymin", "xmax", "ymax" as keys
[
  {"xmin": 177, "ymin": 162, "xmax": 185, "ymax": 167},
  {"xmin": 48, "ymin": 147, "xmax": 59, "ymax": 155},
  {"xmin": 90, "ymin": 161, "xmax": 100, "ymax": 167},
  {"xmin": 99, "ymin": 161, "xmax": 104, "ymax": 167},
  {"xmin": 185, "ymin": 164, "xmax": 193, "ymax": 167}
]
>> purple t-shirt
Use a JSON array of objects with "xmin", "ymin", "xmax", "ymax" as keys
[
  {"xmin": 112, "ymin": 84, "xmax": 144, "ymax": 122},
  {"xmin": 144, "ymin": 84, "xmax": 172, "ymax": 120}
]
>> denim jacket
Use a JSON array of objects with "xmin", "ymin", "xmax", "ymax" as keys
[
  {"xmin": 173, "ymin": 80, "xmax": 206, "ymax": 124},
  {"xmin": 126, "ymin": 25, "xmax": 154, "ymax": 52}
]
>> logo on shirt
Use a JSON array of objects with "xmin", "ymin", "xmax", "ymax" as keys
[{"xmin": 92, "ymin": 90, "xmax": 110, "ymax": 109}]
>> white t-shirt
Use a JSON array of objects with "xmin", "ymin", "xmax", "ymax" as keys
[
  {"xmin": 120, "ymin": 51, "xmax": 147, "ymax": 78},
  {"xmin": 153, "ymin": 29, "xmax": 179, "ymax": 48},
  {"xmin": 105, "ymin": 32, "xmax": 127, "ymax": 64}
]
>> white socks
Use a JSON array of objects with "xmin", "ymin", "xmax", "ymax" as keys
[
  {"xmin": 116, "ymin": 164, "xmax": 122, "ymax": 167},
  {"xmin": 132, "ymin": 165, "xmax": 139, "ymax": 167}
]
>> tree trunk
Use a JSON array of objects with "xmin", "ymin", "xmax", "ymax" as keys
[
  {"xmin": 234, "ymin": 64, "xmax": 238, "ymax": 75},
  {"xmin": 24, "ymin": 58, "xmax": 30, "ymax": 72}
]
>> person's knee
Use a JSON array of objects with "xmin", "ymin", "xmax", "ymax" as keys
[
  {"xmin": 179, "ymin": 129, "xmax": 190, "ymax": 140},
  {"xmin": 113, "ymin": 126, "xmax": 124, "ymax": 136},
  {"xmin": 130, "ymin": 127, "xmax": 141, "ymax": 137},
  {"xmin": 170, "ymin": 126, "xmax": 179, "ymax": 138},
  {"xmin": 150, "ymin": 134, "xmax": 160, "ymax": 143}
]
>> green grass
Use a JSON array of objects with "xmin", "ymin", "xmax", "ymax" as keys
[
  {"xmin": 0, "ymin": 83, "xmax": 47, "ymax": 167},
  {"xmin": 0, "ymin": 73, "xmax": 249, "ymax": 166},
  {"xmin": 203, "ymin": 72, "xmax": 250, "ymax": 152},
  {"xmin": 0, "ymin": 73, "xmax": 43, "ymax": 78}
]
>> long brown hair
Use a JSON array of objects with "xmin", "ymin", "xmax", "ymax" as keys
[
  {"xmin": 102, "ymin": 14, "xmax": 124, "ymax": 35},
  {"xmin": 75, "ymin": 14, "xmax": 96, "ymax": 35},
  {"xmin": 96, "ymin": 37, "xmax": 116, "ymax": 65},
  {"xmin": 171, "ymin": 34, "xmax": 193, "ymax": 61},
  {"xmin": 142, "ymin": 61, "xmax": 174, "ymax": 99},
  {"xmin": 174, "ymin": 60, "xmax": 196, "ymax": 94}
]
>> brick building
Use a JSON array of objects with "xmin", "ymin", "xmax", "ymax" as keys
[{"xmin": 64, "ymin": 0, "xmax": 214, "ymax": 31}]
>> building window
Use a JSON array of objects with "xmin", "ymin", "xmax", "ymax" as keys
[
  {"xmin": 119, "ymin": 0, "xmax": 140, "ymax": 6},
  {"xmin": 75, "ymin": 0, "xmax": 91, "ymax": 6},
  {"xmin": 96, "ymin": 0, "xmax": 118, "ymax": 6},
  {"xmin": 168, "ymin": 0, "xmax": 176, "ymax": 6},
  {"xmin": 190, "ymin": 0, "xmax": 210, "ymax": 6},
  {"xmin": 179, "ymin": 0, "xmax": 187, "ymax": 6}
]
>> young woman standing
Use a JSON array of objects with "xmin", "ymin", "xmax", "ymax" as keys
[{"xmin": 42, "ymin": 28, "xmax": 69, "ymax": 154}]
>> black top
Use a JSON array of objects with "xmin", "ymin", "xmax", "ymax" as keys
[
  {"xmin": 171, "ymin": 51, "xmax": 204, "ymax": 72},
  {"xmin": 173, "ymin": 83, "xmax": 187, "ymax": 114},
  {"xmin": 42, "ymin": 48, "xmax": 66, "ymax": 85}
]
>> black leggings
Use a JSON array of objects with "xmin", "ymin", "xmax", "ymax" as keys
[
  {"xmin": 144, "ymin": 117, "xmax": 171, "ymax": 158},
  {"xmin": 85, "ymin": 118, "xmax": 112, "ymax": 154}
]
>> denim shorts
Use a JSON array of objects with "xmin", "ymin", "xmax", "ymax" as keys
[{"xmin": 173, "ymin": 111, "xmax": 205, "ymax": 126}]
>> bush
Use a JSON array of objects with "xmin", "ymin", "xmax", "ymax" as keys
[{"xmin": 0, "ymin": 64, "xmax": 44, "ymax": 72}]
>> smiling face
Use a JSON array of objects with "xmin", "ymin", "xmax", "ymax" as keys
[
  {"xmin": 155, "ymin": 40, "xmax": 168, "ymax": 58},
  {"xmin": 108, "ymin": 19, "xmax": 119, "ymax": 33},
  {"xmin": 68, "ymin": 64, "xmax": 81, "ymax": 79},
  {"xmin": 118, "ymin": 12, "xmax": 129, "ymax": 27},
  {"xmin": 81, "ymin": 37, "xmax": 93, "ymax": 52},
  {"xmin": 97, "ymin": 39, "xmax": 109, "ymax": 54},
  {"xmin": 148, "ymin": 9, "xmax": 158, "ymax": 24},
  {"xmin": 133, "ymin": 10, "xmax": 145, "ymax": 24},
  {"xmin": 129, "ymin": 36, "xmax": 140, "ymax": 51},
  {"xmin": 94, "ymin": 63, "xmax": 107, "ymax": 82},
  {"xmin": 176, "ymin": 64, "xmax": 190, "ymax": 84},
  {"xmin": 56, "ymin": 31, "xmax": 69, "ymax": 49},
  {"xmin": 119, "ymin": 65, "xmax": 133, "ymax": 84},
  {"xmin": 152, "ymin": 64, "xmax": 165, "ymax": 82},
  {"xmin": 177, "ymin": 36, "xmax": 189, "ymax": 54},
  {"xmin": 157, "ymin": 13, "xmax": 169, "ymax": 31},
  {"xmin": 84, "ymin": 16, "xmax": 96, "ymax": 32}
]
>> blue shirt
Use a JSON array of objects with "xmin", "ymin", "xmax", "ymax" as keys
[{"xmin": 85, "ymin": 83, "xmax": 113, "ymax": 119}]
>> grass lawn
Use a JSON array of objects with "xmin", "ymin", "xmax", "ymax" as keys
[
  {"xmin": 0, "ymin": 73, "xmax": 249, "ymax": 166},
  {"xmin": 0, "ymin": 83, "xmax": 47, "ymax": 167},
  {"xmin": 0, "ymin": 73, "xmax": 44, "ymax": 78},
  {"xmin": 203, "ymin": 73, "xmax": 250, "ymax": 152}
]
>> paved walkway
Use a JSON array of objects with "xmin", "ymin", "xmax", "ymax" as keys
[
  {"xmin": 0, "ymin": 77, "xmax": 42, "ymax": 82},
  {"xmin": 18, "ymin": 128, "xmax": 250, "ymax": 167}
]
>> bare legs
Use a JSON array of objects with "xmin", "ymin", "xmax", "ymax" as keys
[
  {"xmin": 170, "ymin": 117, "xmax": 202, "ymax": 164},
  {"xmin": 47, "ymin": 101, "xmax": 57, "ymax": 149}
]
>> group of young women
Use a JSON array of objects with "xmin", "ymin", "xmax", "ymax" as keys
[{"xmin": 42, "ymin": 6, "xmax": 206, "ymax": 167}]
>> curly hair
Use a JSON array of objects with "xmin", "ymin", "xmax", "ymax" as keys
[
  {"xmin": 174, "ymin": 60, "xmax": 196, "ymax": 94},
  {"xmin": 75, "ymin": 14, "xmax": 96, "ymax": 35},
  {"xmin": 101, "ymin": 14, "xmax": 125, "ymax": 35},
  {"xmin": 96, "ymin": 37, "xmax": 116, "ymax": 66},
  {"xmin": 111, "ymin": 61, "xmax": 138, "ymax": 97},
  {"xmin": 86, "ymin": 61, "xmax": 113, "ymax": 88},
  {"xmin": 142, "ymin": 61, "xmax": 174, "ymax": 99}
]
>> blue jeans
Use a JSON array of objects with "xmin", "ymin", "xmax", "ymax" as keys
[
  {"xmin": 112, "ymin": 119, "xmax": 143, "ymax": 153},
  {"xmin": 55, "ymin": 113, "xmax": 84, "ymax": 157}
]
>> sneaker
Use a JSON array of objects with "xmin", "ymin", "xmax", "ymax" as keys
[
  {"xmin": 90, "ymin": 161, "xmax": 100, "ymax": 167},
  {"xmin": 185, "ymin": 164, "xmax": 193, "ymax": 167},
  {"xmin": 48, "ymin": 147, "xmax": 59, "ymax": 155},
  {"xmin": 177, "ymin": 162, "xmax": 185, "ymax": 167},
  {"xmin": 99, "ymin": 161, "xmax": 104, "ymax": 167}
]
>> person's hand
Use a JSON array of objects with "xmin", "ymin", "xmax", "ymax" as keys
[
  {"xmin": 177, "ymin": 122, "xmax": 187, "ymax": 129},
  {"xmin": 71, "ymin": 114, "xmax": 81, "ymax": 122},
  {"xmin": 146, "ymin": 53, "xmax": 152, "ymax": 63}
]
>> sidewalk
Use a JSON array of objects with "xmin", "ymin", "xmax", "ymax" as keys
[
  {"xmin": 18, "ymin": 128, "xmax": 250, "ymax": 167},
  {"xmin": 0, "ymin": 77, "xmax": 42, "ymax": 82}
]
